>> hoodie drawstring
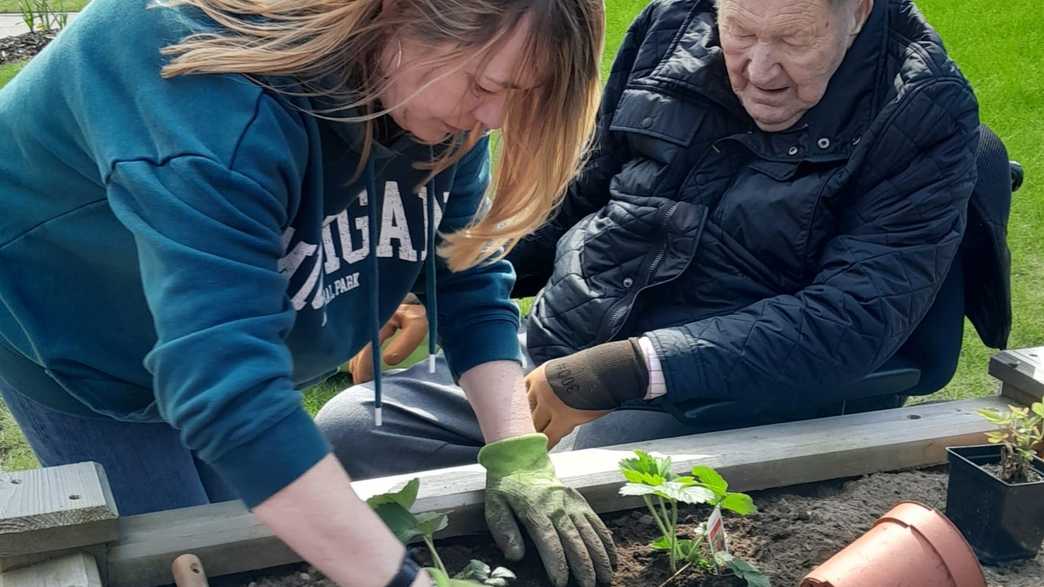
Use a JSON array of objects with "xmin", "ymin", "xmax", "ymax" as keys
[
  {"xmin": 424, "ymin": 179, "xmax": 438, "ymax": 374},
  {"xmin": 367, "ymin": 159, "xmax": 443, "ymax": 426},
  {"xmin": 365, "ymin": 156, "xmax": 384, "ymax": 426}
]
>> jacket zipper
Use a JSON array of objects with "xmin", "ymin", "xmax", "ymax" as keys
[{"xmin": 595, "ymin": 201, "xmax": 683, "ymax": 343}]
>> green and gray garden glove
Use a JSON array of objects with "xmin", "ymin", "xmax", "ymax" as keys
[{"xmin": 478, "ymin": 433, "xmax": 617, "ymax": 587}]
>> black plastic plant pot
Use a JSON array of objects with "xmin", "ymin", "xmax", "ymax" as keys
[{"xmin": 945, "ymin": 444, "xmax": 1044, "ymax": 564}]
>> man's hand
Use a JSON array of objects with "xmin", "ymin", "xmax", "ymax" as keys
[
  {"xmin": 526, "ymin": 338, "xmax": 651, "ymax": 448},
  {"xmin": 479, "ymin": 433, "xmax": 616, "ymax": 587},
  {"xmin": 526, "ymin": 365, "xmax": 609, "ymax": 449},
  {"xmin": 346, "ymin": 302, "xmax": 428, "ymax": 383}
]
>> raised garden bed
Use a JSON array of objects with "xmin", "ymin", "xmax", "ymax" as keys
[
  {"xmin": 3, "ymin": 349, "xmax": 1042, "ymax": 587},
  {"xmin": 222, "ymin": 468, "xmax": 1043, "ymax": 587}
]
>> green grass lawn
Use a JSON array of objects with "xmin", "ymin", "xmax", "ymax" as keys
[
  {"xmin": 0, "ymin": 0, "xmax": 1041, "ymax": 470},
  {"xmin": 915, "ymin": 0, "xmax": 1044, "ymax": 401},
  {"xmin": 0, "ymin": 0, "xmax": 87, "ymax": 13},
  {"xmin": 0, "ymin": 61, "xmax": 23, "ymax": 86}
]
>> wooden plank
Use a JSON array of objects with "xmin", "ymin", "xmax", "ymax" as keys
[
  {"xmin": 109, "ymin": 501, "xmax": 299, "ymax": 587},
  {"xmin": 106, "ymin": 396, "xmax": 1007, "ymax": 587},
  {"xmin": 0, "ymin": 544, "xmax": 106, "ymax": 575},
  {"xmin": 989, "ymin": 347, "xmax": 1044, "ymax": 404},
  {"xmin": 0, "ymin": 552, "xmax": 102, "ymax": 587},
  {"xmin": 0, "ymin": 463, "xmax": 118, "ymax": 559}
]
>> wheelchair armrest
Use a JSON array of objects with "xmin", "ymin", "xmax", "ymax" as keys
[{"xmin": 840, "ymin": 355, "xmax": 921, "ymax": 401}]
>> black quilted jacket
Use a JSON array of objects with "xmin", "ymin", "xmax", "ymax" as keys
[{"xmin": 508, "ymin": 0, "xmax": 980, "ymax": 425}]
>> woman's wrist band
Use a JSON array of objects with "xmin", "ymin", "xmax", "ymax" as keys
[{"xmin": 385, "ymin": 552, "xmax": 422, "ymax": 587}]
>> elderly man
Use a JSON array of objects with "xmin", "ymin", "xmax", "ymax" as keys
[{"xmin": 320, "ymin": 0, "xmax": 982, "ymax": 469}]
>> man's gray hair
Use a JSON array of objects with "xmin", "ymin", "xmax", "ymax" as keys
[{"xmin": 715, "ymin": 0, "xmax": 853, "ymax": 7}]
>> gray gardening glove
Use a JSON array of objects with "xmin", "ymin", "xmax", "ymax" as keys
[{"xmin": 478, "ymin": 433, "xmax": 617, "ymax": 587}]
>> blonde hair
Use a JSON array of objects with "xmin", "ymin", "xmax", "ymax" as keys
[{"xmin": 159, "ymin": 0, "xmax": 605, "ymax": 271}]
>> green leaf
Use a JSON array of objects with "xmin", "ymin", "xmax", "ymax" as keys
[
  {"xmin": 455, "ymin": 560, "xmax": 491, "ymax": 580},
  {"xmin": 658, "ymin": 481, "xmax": 716, "ymax": 505},
  {"xmin": 979, "ymin": 408, "xmax": 1007, "ymax": 425},
  {"xmin": 742, "ymin": 572, "xmax": 772, "ymax": 587},
  {"xmin": 1016, "ymin": 447, "xmax": 1036, "ymax": 461},
  {"xmin": 620, "ymin": 483, "xmax": 662, "ymax": 498},
  {"xmin": 649, "ymin": 536, "xmax": 673, "ymax": 551},
  {"xmin": 371, "ymin": 502, "xmax": 422, "ymax": 544},
  {"xmin": 722, "ymin": 551, "xmax": 772, "ymax": 584},
  {"xmin": 454, "ymin": 560, "xmax": 516, "ymax": 586},
  {"xmin": 676, "ymin": 539, "xmax": 707, "ymax": 564},
  {"xmin": 721, "ymin": 492, "xmax": 757, "ymax": 515},
  {"xmin": 430, "ymin": 567, "xmax": 487, "ymax": 587},
  {"xmin": 691, "ymin": 465, "xmax": 728, "ymax": 495},
  {"xmin": 429, "ymin": 567, "xmax": 452, "ymax": 586},
  {"xmin": 1031, "ymin": 402, "xmax": 1044, "ymax": 418},
  {"xmin": 416, "ymin": 511, "xmax": 449, "ymax": 536},
  {"xmin": 985, "ymin": 431, "xmax": 1008, "ymax": 444},
  {"xmin": 619, "ymin": 450, "xmax": 674, "ymax": 481},
  {"xmin": 366, "ymin": 478, "xmax": 420, "ymax": 509},
  {"xmin": 713, "ymin": 552, "xmax": 734, "ymax": 566},
  {"xmin": 621, "ymin": 469, "xmax": 669, "ymax": 486},
  {"xmin": 490, "ymin": 567, "xmax": 517, "ymax": 580}
]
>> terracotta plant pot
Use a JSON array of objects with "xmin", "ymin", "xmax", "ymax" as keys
[{"xmin": 799, "ymin": 501, "xmax": 985, "ymax": 587}]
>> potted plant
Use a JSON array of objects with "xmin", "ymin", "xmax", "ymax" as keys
[
  {"xmin": 618, "ymin": 450, "xmax": 769, "ymax": 587},
  {"xmin": 945, "ymin": 400, "xmax": 1044, "ymax": 563}
]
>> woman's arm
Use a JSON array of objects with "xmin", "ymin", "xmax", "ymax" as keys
[{"xmin": 254, "ymin": 454, "xmax": 431, "ymax": 587}]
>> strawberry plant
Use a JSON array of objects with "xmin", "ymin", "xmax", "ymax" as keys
[
  {"xmin": 618, "ymin": 450, "xmax": 768, "ymax": 587},
  {"xmin": 979, "ymin": 400, "xmax": 1044, "ymax": 483},
  {"xmin": 367, "ymin": 478, "xmax": 516, "ymax": 586}
]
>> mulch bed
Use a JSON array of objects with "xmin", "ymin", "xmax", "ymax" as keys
[
  {"xmin": 214, "ymin": 469, "xmax": 1043, "ymax": 587},
  {"xmin": 0, "ymin": 30, "xmax": 55, "ymax": 65}
]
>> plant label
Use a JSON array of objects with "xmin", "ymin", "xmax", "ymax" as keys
[{"xmin": 707, "ymin": 505, "xmax": 729, "ymax": 555}]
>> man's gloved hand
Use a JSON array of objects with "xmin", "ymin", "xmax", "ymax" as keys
[
  {"xmin": 346, "ymin": 299, "xmax": 428, "ymax": 383},
  {"xmin": 527, "ymin": 339, "xmax": 649, "ymax": 448},
  {"xmin": 478, "ymin": 433, "xmax": 616, "ymax": 587}
]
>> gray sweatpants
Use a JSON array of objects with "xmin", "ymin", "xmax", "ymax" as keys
[{"xmin": 315, "ymin": 333, "xmax": 707, "ymax": 480}]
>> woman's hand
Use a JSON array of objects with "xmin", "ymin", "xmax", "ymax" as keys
[{"xmin": 253, "ymin": 454, "xmax": 412, "ymax": 587}]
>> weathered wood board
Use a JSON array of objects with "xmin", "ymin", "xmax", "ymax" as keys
[
  {"xmin": 0, "ymin": 463, "xmax": 118, "ymax": 559},
  {"xmin": 0, "ymin": 552, "xmax": 102, "ymax": 587}
]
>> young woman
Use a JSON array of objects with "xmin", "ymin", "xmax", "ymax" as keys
[{"xmin": 0, "ymin": 0, "xmax": 612, "ymax": 585}]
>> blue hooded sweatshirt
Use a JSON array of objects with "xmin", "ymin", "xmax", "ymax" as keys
[{"xmin": 0, "ymin": 0, "xmax": 521, "ymax": 506}]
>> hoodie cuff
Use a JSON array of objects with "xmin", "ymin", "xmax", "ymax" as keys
[
  {"xmin": 211, "ymin": 407, "xmax": 331, "ymax": 508},
  {"xmin": 442, "ymin": 319, "xmax": 523, "ymax": 381}
]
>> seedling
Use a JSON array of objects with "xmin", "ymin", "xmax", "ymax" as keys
[
  {"xmin": 978, "ymin": 400, "xmax": 1044, "ymax": 483},
  {"xmin": 367, "ymin": 478, "xmax": 516, "ymax": 586},
  {"xmin": 618, "ymin": 451, "xmax": 768, "ymax": 587}
]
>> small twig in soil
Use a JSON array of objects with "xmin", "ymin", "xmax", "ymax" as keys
[{"xmin": 657, "ymin": 561, "xmax": 693, "ymax": 587}]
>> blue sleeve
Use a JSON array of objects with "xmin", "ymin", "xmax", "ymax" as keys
[
  {"xmin": 648, "ymin": 80, "xmax": 980, "ymax": 412},
  {"xmin": 427, "ymin": 138, "xmax": 523, "ymax": 380},
  {"xmin": 105, "ymin": 94, "xmax": 329, "ymax": 508}
]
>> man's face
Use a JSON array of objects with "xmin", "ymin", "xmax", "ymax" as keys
[{"xmin": 718, "ymin": 0, "xmax": 869, "ymax": 132}]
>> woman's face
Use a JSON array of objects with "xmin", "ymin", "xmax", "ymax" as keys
[
  {"xmin": 718, "ymin": 0, "xmax": 871, "ymax": 132},
  {"xmin": 379, "ymin": 16, "xmax": 541, "ymax": 145}
]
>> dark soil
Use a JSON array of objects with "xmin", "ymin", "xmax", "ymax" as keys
[
  {"xmin": 982, "ymin": 462, "xmax": 1044, "ymax": 484},
  {"xmin": 216, "ymin": 469, "xmax": 1043, "ymax": 587},
  {"xmin": 0, "ymin": 30, "xmax": 55, "ymax": 65}
]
